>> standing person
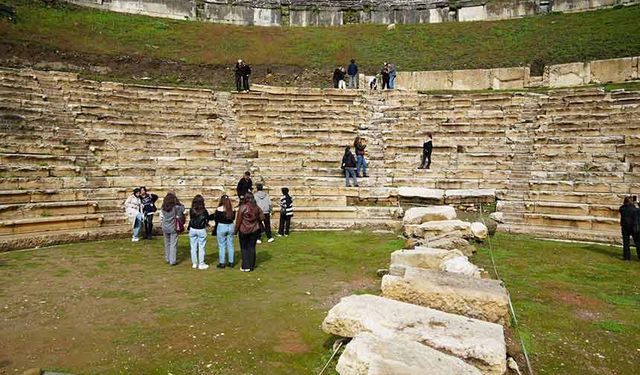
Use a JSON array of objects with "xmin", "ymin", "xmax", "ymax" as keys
[
  {"xmin": 241, "ymin": 60, "xmax": 251, "ymax": 92},
  {"xmin": 235, "ymin": 192, "xmax": 264, "ymax": 272},
  {"xmin": 381, "ymin": 63, "xmax": 390, "ymax": 90},
  {"xmin": 354, "ymin": 136, "xmax": 368, "ymax": 178},
  {"xmin": 278, "ymin": 187, "xmax": 294, "ymax": 237},
  {"xmin": 419, "ymin": 133, "xmax": 433, "ymax": 169},
  {"xmin": 337, "ymin": 67, "xmax": 347, "ymax": 89},
  {"xmin": 341, "ymin": 146, "xmax": 358, "ymax": 187},
  {"xmin": 124, "ymin": 188, "xmax": 143, "ymax": 242},
  {"xmin": 214, "ymin": 194, "xmax": 236, "ymax": 268},
  {"xmin": 188, "ymin": 195, "xmax": 214, "ymax": 270},
  {"xmin": 619, "ymin": 196, "xmax": 640, "ymax": 261},
  {"xmin": 255, "ymin": 183, "xmax": 275, "ymax": 244},
  {"xmin": 332, "ymin": 66, "xmax": 342, "ymax": 88},
  {"xmin": 347, "ymin": 59, "xmax": 358, "ymax": 89},
  {"xmin": 160, "ymin": 192, "xmax": 185, "ymax": 266},
  {"xmin": 236, "ymin": 171, "xmax": 253, "ymax": 200},
  {"xmin": 139, "ymin": 186, "xmax": 158, "ymax": 239},
  {"xmin": 388, "ymin": 63, "xmax": 397, "ymax": 89},
  {"xmin": 234, "ymin": 59, "xmax": 243, "ymax": 92}
]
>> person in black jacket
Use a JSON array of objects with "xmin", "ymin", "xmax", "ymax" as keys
[
  {"xmin": 419, "ymin": 133, "xmax": 433, "ymax": 169},
  {"xmin": 189, "ymin": 195, "xmax": 215, "ymax": 270},
  {"xmin": 381, "ymin": 63, "xmax": 390, "ymax": 90},
  {"xmin": 341, "ymin": 146, "xmax": 358, "ymax": 187},
  {"xmin": 332, "ymin": 67, "xmax": 342, "ymax": 89},
  {"xmin": 619, "ymin": 196, "xmax": 640, "ymax": 261},
  {"xmin": 236, "ymin": 171, "xmax": 253, "ymax": 200},
  {"xmin": 139, "ymin": 186, "xmax": 159, "ymax": 239},
  {"xmin": 241, "ymin": 61, "xmax": 251, "ymax": 92},
  {"xmin": 234, "ymin": 59, "xmax": 243, "ymax": 92}
]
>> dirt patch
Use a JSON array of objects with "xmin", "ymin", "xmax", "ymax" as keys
[
  {"xmin": 550, "ymin": 290, "xmax": 605, "ymax": 310},
  {"xmin": 272, "ymin": 331, "xmax": 310, "ymax": 354},
  {"xmin": 320, "ymin": 276, "xmax": 378, "ymax": 310}
]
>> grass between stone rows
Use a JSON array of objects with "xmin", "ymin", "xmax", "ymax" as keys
[
  {"xmin": 473, "ymin": 233, "xmax": 640, "ymax": 375},
  {"xmin": 2, "ymin": 1, "xmax": 640, "ymax": 72}
]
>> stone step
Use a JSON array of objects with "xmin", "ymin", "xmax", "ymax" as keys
[
  {"xmin": 322, "ymin": 294, "xmax": 506, "ymax": 375},
  {"xmin": 0, "ymin": 200, "xmax": 98, "ymax": 220},
  {"xmin": 0, "ymin": 213, "xmax": 104, "ymax": 236}
]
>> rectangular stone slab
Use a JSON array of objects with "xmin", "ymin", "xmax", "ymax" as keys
[
  {"xmin": 336, "ymin": 332, "xmax": 482, "ymax": 375},
  {"xmin": 381, "ymin": 267, "xmax": 510, "ymax": 325},
  {"xmin": 390, "ymin": 247, "xmax": 464, "ymax": 271},
  {"xmin": 322, "ymin": 294, "xmax": 507, "ymax": 375}
]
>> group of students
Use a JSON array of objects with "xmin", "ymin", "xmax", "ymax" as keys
[
  {"xmin": 341, "ymin": 136, "xmax": 369, "ymax": 187},
  {"xmin": 332, "ymin": 60, "xmax": 398, "ymax": 91},
  {"xmin": 123, "ymin": 172, "xmax": 294, "ymax": 272}
]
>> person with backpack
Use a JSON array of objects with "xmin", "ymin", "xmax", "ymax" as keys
[
  {"xmin": 235, "ymin": 192, "xmax": 264, "ymax": 272},
  {"xmin": 188, "ymin": 195, "xmax": 215, "ymax": 270},
  {"xmin": 347, "ymin": 59, "xmax": 358, "ymax": 89},
  {"xmin": 139, "ymin": 186, "xmax": 158, "ymax": 239},
  {"xmin": 160, "ymin": 192, "xmax": 185, "ymax": 266},
  {"xmin": 278, "ymin": 187, "xmax": 294, "ymax": 237},
  {"xmin": 619, "ymin": 196, "xmax": 640, "ymax": 261},
  {"xmin": 341, "ymin": 146, "xmax": 358, "ymax": 187},
  {"xmin": 124, "ymin": 187, "xmax": 143, "ymax": 242},
  {"xmin": 255, "ymin": 183, "xmax": 274, "ymax": 244},
  {"xmin": 214, "ymin": 194, "xmax": 236, "ymax": 269},
  {"xmin": 354, "ymin": 136, "xmax": 368, "ymax": 178}
]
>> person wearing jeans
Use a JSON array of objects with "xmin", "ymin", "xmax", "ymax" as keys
[
  {"xmin": 341, "ymin": 146, "xmax": 358, "ymax": 187},
  {"xmin": 354, "ymin": 136, "xmax": 368, "ymax": 178},
  {"xmin": 188, "ymin": 195, "xmax": 214, "ymax": 270},
  {"xmin": 124, "ymin": 187, "xmax": 143, "ymax": 242},
  {"xmin": 214, "ymin": 195, "xmax": 236, "ymax": 268},
  {"xmin": 159, "ymin": 192, "xmax": 185, "ymax": 266},
  {"xmin": 255, "ymin": 183, "xmax": 274, "ymax": 243},
  {"xmin": 347, "ymin": 59, "xmax": 358, "ymax": 89}
]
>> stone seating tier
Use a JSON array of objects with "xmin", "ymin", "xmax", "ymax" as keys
[{"xmin": 1, "ymin": 68, "xmax": 639, "ymax": 249}]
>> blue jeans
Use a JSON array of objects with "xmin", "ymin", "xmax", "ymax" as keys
[
  {"xmin": 216, "ymin": 223, "xmax": 235, "ymax": 264},
  {"xmin": 389, "ymin": 75, "xmax": 396, "ymax": 89},
  {"xmin": 132, "ymin": 212, "xmax": 143, "ymax": 238},
  {"xmin": 189, "ymin": 228, "xmax": 207, "ymax": 266},
  {"xmin": 356, "ymin": 155, "xmax": 367, "ymax": 177},
  {"xmin": 345, "ymin": 168, "xmax": 358, "ymax": 187}
]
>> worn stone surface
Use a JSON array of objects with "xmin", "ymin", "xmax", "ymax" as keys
[
  {"xmin": 470, "ymin": 222, "xmax": 488, "ymax": 240},
  {"xmin": 415, "ymin": 220, "xmax": 473, "ymax": 239},
  {"xmin": 398, "ymin": 187, "xmax": 444, "ymax": 202},
  {"xmin": 422, "ymin": 231, "xmax": 477, "ymax": 256},
  {"xmin": 336, "ymin": 332, "xmax": 482, "ymax": 375},
  {"xmin": 322, "ymin": 294, "xmax": 507, "ymax": 375},
  {"xmin": 382, "ymin": 267, "xmax": 510, "ymax": 325},
  {"xmin": 390, "ymin": 247, "xmax": 464, "ymax": 272},
  {"xmin": 403, "ymin": 206, "xmax": 457, "ymax": 225},
  {"xmin": 441, "ymin": 255, "xmax": 481, "ymax": 277}
]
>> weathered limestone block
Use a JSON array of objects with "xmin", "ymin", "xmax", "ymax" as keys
[
  {"xmin": 441, "ymin": 255, "xmax": 482, "ymax": 277},
  {"xmin": 416, "ymin": 219, "xmax": 472, "ymax": 239},
  {"xmin": 445, "ymin": 189, "xmax": 496, "ymax": 204},
  {"xmin": 322, "ymin": 294, "xmax": 507, "ymax": 375},
  {"xmin": 382, "ymin": 267, "xmax": 510, "ymax": 325},
  {"xmin": 590, "ymin": 57, "xmax": 637, "ymax": 83},
  {"xmin": 397, "ymin": 187, "xmax": 444, "ymax": 202},
  {"xmin": 490, "ymin": 67, "xmax": 527, "ymax": 90},
  {"xmin": 547, "ymin": 62, "xmax": 591, "ymax": 88},
  {"xmin": 422, "ymin": 231, "xmax": 477, "ymax": 256},
  {"xmin": 452, "ymin": 68, "xmax": 491, "ymax": 90},
  {"xmin": 336, "ymin": 332, "xmax": 482, "ymax": 375},
  {"xmin": 471, "ymin": 222, "xmax": 488, "ymax": 240},
  {"xmin": 390, "ymin": 247, "xmax": 464, "ymax": 272},
  {"xmin": 402, "ymin": 206, "xmax": 457, "ymax": 225}
]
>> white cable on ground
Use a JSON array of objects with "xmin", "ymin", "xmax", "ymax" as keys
[{"xmin": 318, "ymin": 339, "xmax": 346, "ymax": 375}]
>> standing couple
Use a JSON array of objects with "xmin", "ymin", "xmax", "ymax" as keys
[{"xmin": 235, "ymin": 59, "xmax": 252, "ymax": 92}]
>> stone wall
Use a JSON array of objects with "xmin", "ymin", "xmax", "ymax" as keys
[
  {"xmin": 396, "ymin": 56, "xmax": 640, "ymax": 91},
  {"xmin": 1, "ymin": 67, "xmax": 639, "ymax": 250},
  {"xmin": 64, "ymin": 0, "xmax": 640, "ymax": 26}
]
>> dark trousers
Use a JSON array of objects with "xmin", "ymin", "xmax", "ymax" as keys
[
  {"xmin": 235, "ymin": 75, "xmax": 242, "ymax": 91},
  {"xmin": 382, "ymin": 77, "xmax": 389, "ymax": 90},
  {"xmin": 242, "ymin": 75, "xmax": 250, "ymax": 91},
  {"xmin": 238, "ymin": 231, "xmax": 259, "ymax": 270},
  {"xmin": 260, "ymin": 213, "xmax": 273, "ymax": 239},
  {"xmin": 622, "ymin": 227, "xmax": 640, "ymax": 260},
  {"xmin": 421, "ymin": 149, "xmax": 432, "ymax": 168},
  {"xmin": 278, "ymin": 214, "xmax": 292, "ymax": 235},
  {"xmin": 143, "ymin": 214, "xmax": 154, "ymax": 238}
]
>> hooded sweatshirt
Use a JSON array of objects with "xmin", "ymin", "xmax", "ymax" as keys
[{"xmin": 255, "ymin": 190, "xmax": 273, "ymax": 215}]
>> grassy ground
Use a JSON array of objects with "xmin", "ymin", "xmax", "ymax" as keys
[
  {"xmin": 0, "ymin": 231, "xmax": 403, "ymax": 374},
  {"xmin": 1, "ymin": 1, "xmax": 639, "ymax": 88},
  {"xmin": 474, "ymin": 233, "xmax": 640, "ymax": 375}
]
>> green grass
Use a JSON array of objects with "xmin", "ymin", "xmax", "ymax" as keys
[
  {"xmin": 0, "ymin": 231, "xmax": 403, "ymax": 374},
  {"xmin": 1, "ymin": 1, "xmax": 640, "ymax": 72},
  {"xmin": 474, "ymin": 233, "xmax": 640, "ymax": 375}
]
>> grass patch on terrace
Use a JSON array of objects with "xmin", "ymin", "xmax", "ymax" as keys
[
  {"xmin": 0, "ymin": 231, "xmax": 403, "ymax": 374},
  {"xmin": 474, "ymin": 233, "xmax": 640, "ymax": 375},
  {"xmin": 1, "ymin": 1, "xmax": 640, "ymax": 73}
]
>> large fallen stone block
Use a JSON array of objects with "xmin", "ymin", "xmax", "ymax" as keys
[
  {"xmin": 441, "ymin": 255, "xmax": 482, "ymax": 277},
  {"xmin": 390, "ymin": 247, "xmax": 464, "ymax": 271},
  {"xmin": 403, "ymin": 206, "xmax": 457, "ymax": 225},
  {"xmin": 382, "ymin": 267, "xmax": 510, "ymax": 325},
  {"xmin": 398, "ymin": 187, "xmax": 444, "ymax": 203},
  {"xmin": 416, "ymin": 219, "xmax": 472, "ymax": 239},
  {"xmin": 471, "ymin": 222, "xmax": 488, "ymax": 240},
  {"xmin": 424, "ymin": 231, "xmax": 476, "ymax": 256},
  {"xmin": 336, "ymin": 332, "xmax": 482, "ymax": 375},
  {"xmin": 322, "ymin": 294, "xmax": 507, "ymax": 375}
]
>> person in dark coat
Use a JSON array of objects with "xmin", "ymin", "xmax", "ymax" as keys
[
  {"xmin": 235, "ymin": 192, "xmax": 264, "ymax": 272},
  {"xmin": 236, "ymin": 171, "xmax": 253, "ymax": 200},
  {"xmin": 381, "ymin": 63, "xmax": 390, "ymax": 90},
  {"xmin": 619, "ymin": 196, "xmax": 640, "ymax": 261},
  {"xmin": 347, "ymin": 59, "xmax": 358, "ymax": 89},
  {"xmin": 341, "ymin": 146, "xmax": 358, "ymax": 187},
  {"xmin": 234, "ymin": 59, "xmax": 244, "ymax": 92},
  {"xmin": 420, "ymin": 133, "xmax": 433, "ymax": 169},
  {"xmin": 139, "ymin": 186, "xmax": 159, "ymax": 239},
  {"xmin": 241, "ymin": 61, "xmax": 251, "ymax": 91},
  {"xmin": 332, "ymin": 67, "xmax": 342, "ymax": 89}
]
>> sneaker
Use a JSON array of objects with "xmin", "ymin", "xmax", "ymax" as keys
[
  {"xmin": 284, "ymin": 234, "xmax": 289, "ymax": 237},
  {"xmin": 257, "ymin": 239, "xmax": 262, "ymax": 244},
  {"xmin": 267, "ymin": 238, "xmax": 275, "ymax": 243},
  {"xmin": 216, "ymin": 263, "xmax": 225, "ymax": 268},
  {"xmin": 192, "ymin": 264, "xmax": 198, "ymax": 269},
  {"xmin": 240, "ymin": 268, "xmax": 249, "ymax": 272},
  {"xmin": 198, "ymin": 264, "xmax": 210, "ymax": 270},
  {"xmin": 131, "ymin": 237, "xmax": 139, "ymax": 242},
  {"xmin": 354, "ymin": 184, "xmax": 359, "ymax": 187},
  {"xmin": 227, "ymin": 262, "xmax": 234, "ymax": 268},
  {"xmin": 277, "ymin": 234, "xmax": 283, "ymax": 237}
]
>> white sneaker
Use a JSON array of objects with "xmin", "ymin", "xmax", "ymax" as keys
[
  {"xmin": 192, "ymin": 264, "xmax": 197, "ymax": 269},
  {"xmin": 131, "ymin": 237, "xmax": 139, "ymax": 242},
  {"xmin": 198, "ymin": 264, "xmax": 209, "ymax": 270},
  {"xmin": 257, "ymin": 239, "xmax": 262, "ymax": 244},
  {"xmin": 267, "ymin": 238, "xmax": 275, "ymax": 243}
]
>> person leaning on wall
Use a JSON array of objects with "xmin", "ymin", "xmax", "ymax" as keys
[{"xmin": 619, "ymin": 195, "xmax": 640, "ymax": 261}]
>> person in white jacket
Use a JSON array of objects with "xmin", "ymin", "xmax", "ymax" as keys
[
  {"xmin": 124, "ymin": 188, "xmax": 143, "ymax": 242},
  {"xmin": 254, "ymin": 183, "xmax": 274, "ymax": 244}
]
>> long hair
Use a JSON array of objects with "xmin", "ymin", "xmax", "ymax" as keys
[
  {"xmin": 242, "ymin": 192, "xmax": 259, "ymax": 216},
  {"xmin": 218, "ymin": 194, "xmax": 235, "ymax": 220},
  {"xmin": 344, "ymin": 146, "xmax": 350, "ymax": 155},
  {"xmin": 191, "ymin": 195, "xmax": 206, "ymax": 216},
  {"xmin": 353, "ymin": 136, "xmax": 360, "ymax": 148},
  {"xmin": 161, "ymin": 192, "xmax": 178, "ymax": 212},
  {"xmin": 623, "ymin": 196, "xmax": 633, "ymax": 206}
]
